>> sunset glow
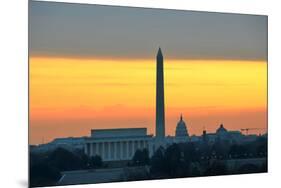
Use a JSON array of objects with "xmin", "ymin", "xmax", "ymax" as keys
[{"xmin": 29, "ymin": 56, "xmax": 267, "ymax": 144}]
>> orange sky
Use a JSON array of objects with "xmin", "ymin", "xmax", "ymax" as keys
[{"xmin": 29, "ymin": 56, "xmax": 267, "ymax": 145}]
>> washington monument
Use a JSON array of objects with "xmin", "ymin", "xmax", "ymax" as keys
[{"xmin": 156, "ymin": 48, "xmax": 165, "ymax": 141}]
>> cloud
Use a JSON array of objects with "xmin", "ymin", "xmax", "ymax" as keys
[{"xmin": 29, "ymin": 1, "xmax": 267, "ymax": 61}]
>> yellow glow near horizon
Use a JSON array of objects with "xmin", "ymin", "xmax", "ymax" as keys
[{"xmin": 29, "ymin": 56, "xmax": 267, "ymax": 144}]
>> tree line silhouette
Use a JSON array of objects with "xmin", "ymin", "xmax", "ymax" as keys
[{"xmin": 30, "ymin": 136, "xmax": 267, "ymax": 186}]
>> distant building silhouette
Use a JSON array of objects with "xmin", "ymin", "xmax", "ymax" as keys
[
  {"xmin": 175, "ymin": 114, "xmax": 189, "ymax": 137},
  {"xmin": 174, "ymin": 115, "xmax": 189, "ymax": 143}
]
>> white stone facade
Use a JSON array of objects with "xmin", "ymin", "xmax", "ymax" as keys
[{"xmin": 84, "ymin": 128, "xmax": 154, "ymax": 161}]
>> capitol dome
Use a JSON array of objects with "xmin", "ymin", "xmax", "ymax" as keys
[
  {"xmin": 175, "ymin": 114, "xmax": 189, "ymax": 137},
  {"xmin": 216, "ymin": 124, "xmax": 228, "ymax": 134}
]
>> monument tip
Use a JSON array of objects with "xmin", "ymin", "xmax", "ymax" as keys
[{"xmin": 157, "ymin": 47, "xmax": 162, "ymax": 56}]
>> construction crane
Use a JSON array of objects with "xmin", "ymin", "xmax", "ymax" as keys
[{"xmin": 240, "ymin": 128, "xmax": 266, "ymax": 135}]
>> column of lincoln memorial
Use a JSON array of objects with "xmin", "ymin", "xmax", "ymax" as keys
[
  {"xmin": 84, "ymin": 128, "xmax": 153, "ymax": 161},
  {"xmin": 85, "ymin": 128, "xmax": 152, "ymax": 161}
]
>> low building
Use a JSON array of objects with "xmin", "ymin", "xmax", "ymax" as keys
[
  {"xmin": 84, "ymin": 128, "xmax": 153, "ymax": 161},
  {"xmin": 83, "ymin": 115, "xmax": 191, "ymax": 161},
  {"xmin": 203, "ymin": 124, "xmax": 247, "ymax": 144},
  {"xmin": 31, "ymin": 137, "xmax": 86, "ymax": 153}
]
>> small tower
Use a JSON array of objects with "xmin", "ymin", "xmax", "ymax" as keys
[{"xmin": 202, "ymin": 126, "xmax": 208, "ymax": 143}]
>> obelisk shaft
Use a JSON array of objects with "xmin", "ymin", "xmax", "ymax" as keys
[{"xmin": 156, "ymin": 48, "xmax": 165, "ymax": 140}]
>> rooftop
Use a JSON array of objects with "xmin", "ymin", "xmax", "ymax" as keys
[{"xmin": 91, "ymin": 127, "xmax": 148, "ymax": 138}]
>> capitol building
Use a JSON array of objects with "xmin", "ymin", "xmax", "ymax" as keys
[{"xmin": 83, "ymin": 48, "xmax": 190, "ymax": 161}]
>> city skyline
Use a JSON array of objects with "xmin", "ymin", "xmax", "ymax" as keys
[{"xmin": 29, "ymin": 1, "xmax": 267, "ymax": 145}]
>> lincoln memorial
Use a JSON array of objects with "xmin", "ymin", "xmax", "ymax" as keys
[{"xmin": 84, "ymin": 128, "xmax": 153, "ymax": 161}]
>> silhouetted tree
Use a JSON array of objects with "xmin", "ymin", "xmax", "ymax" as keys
[
  {"xmin": 256, "ymin": 137, "xmax": 267, "ymax": 157},
  {"xmin": 47, "ymin": 147, "xmax": 84, "ymax": 171},
  {"xmin": 30, "ymin": 160, "xmax": 61, "ymax": 187},
  {"xmin": 228, "ymin": 144, "xmax": 247, "ymax": 159},
  {"xmin": 150, "ymin": 147, "xmax": 166, "ymax": 177},
  {"xmin": 164, "ymin": 144, "xmax": 185, "ymax": 177},
  {"xmin": 132, "ymin": 149, "xmax": 150, "ymax": 166},
  {"xmin": 260, "ymin": 161, "xmax": 267, "ymax": 172},
  {"xmin": 182, "ymin": 143, "xmax": 199, "ymax": 162},
  {"xmin": 212, "ymin": 140, "xmax": 230, "ymax": 159},
  {"xmin": 190, "ymin": 165, "xmax": 201, "ymax": 177},
  {"xmin": 89, "ymin": 155, "xmax": 103, "ymax": 168},
  {"xmin": 237, "ymin": 164, "xmax": 259, "ymax": 174},
  {"xmin": 80, "ymin": 152, "xmax": 91, "ymax": 169},
  {"xmin": 150, "ymin": 144, "xmax": 191, "ymax": 178},
  {"xmin": 204, "ymin": 160, "xmax": 228, "ymax": 176}
]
